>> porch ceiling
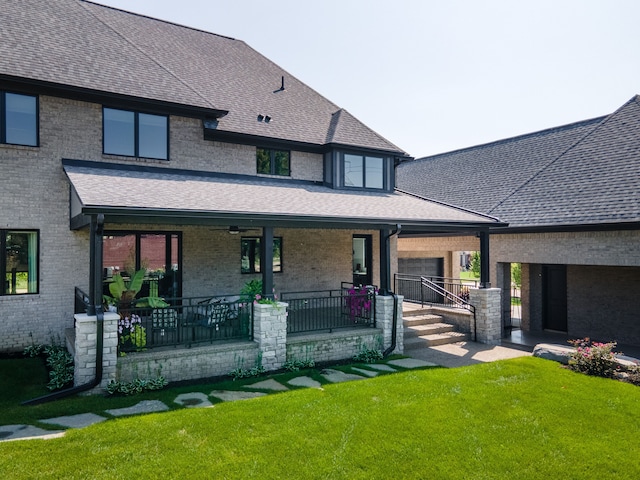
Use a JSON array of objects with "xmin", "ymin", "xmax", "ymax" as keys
[{"xmin": 63, "ymin": 159, "xmax": 506, "ymax": 231}]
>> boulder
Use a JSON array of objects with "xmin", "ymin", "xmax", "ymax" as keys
[{"xmin": 532, "ymin": 343, "xmax": 573, "ymax": 364}]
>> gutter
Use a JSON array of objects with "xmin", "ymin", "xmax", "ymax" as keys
[
  {"xmin": 383, "ymin": 224, "xmax": 401, "ymax": 357},
  {"xmin": 23, "ymin": 216, "xmax": 106, "ymax": 405}
]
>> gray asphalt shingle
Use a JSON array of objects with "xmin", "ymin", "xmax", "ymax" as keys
[
  {"xmin": 1, "ymin": 0, "xmax": 405, "ymax": 154},
  {"xmin": 397, "ymin": 96, "xmax": 640, "ymax": 228}
]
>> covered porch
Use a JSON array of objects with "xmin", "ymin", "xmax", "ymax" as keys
[{"xmin": 63, "ymin": 159, "xmax": 505, "ymax": 388}]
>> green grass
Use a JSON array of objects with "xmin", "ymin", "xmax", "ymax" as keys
[
  {"xmin": 2, "ymin": 357, "xmax": 640, "ymax": 478},
  {"xmin": 460, "ymin": 271, "xmax": 480, "ymax": 281}
]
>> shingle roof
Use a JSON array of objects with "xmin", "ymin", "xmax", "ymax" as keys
[
  {"xmin": 397, "ymin": 96, "xmax": 640, "ymax": 228},
  {"xmin": 0, "ymin": 0, "xmax": 405, "ymax": 154},
  {"xmin": 63, "ymin": 160, "xmax": 501, "ymax": 230}
]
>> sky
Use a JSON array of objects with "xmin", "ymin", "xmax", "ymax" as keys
[{"xmin": 93, "ymin": 0, "xmax": 640, "ymax": 158}]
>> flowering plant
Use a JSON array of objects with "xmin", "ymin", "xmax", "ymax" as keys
[
  {"xmin": 567, "ymin": 337, "xmax": 617, "ymax": 378},
  {"xmin": 346, "ymin": 285, "xmax": 377, "ymax": 321},
  {"xmin": 118, "ymin": 314, "xmax": 146, "ymax": 351}
]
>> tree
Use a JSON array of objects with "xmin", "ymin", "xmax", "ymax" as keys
[{"xmin": 470, "ymin": 251, "xmax": 481, "ymax": 278}]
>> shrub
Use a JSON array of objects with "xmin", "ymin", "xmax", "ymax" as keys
[
  {"xmin": 23, "ymin": 343, "xmax": 74, "ymax": 391},
  {"xmin": 353, "ymin": 348, "xmax": 383, "ymax": 364},
  {"xmin": 567, "ymin": 338, "xmax": 617, "ymax": 378},
  {"xmin": 106, "ymin": 376, "xmax": 168, "ymax": 396}
]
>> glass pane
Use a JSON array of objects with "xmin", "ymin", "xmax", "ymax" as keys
[
  {"xmin": 344, "ymin": 154, "xmax": 363, "ymax": 187},
  {"xmin": 5, "ymin": 93, "xmax": 37, "ymax": 146},
  {"xmin": 273, "ymin": 238, "xmax": 282, "ymax": 272},
  {"xmin": 241, "ymin": 238, "xmax": 260, "ymax": 273},
  {"xmin": 138, "ymin": 113, "xmax": 168, "ymax": 160},
  {"xmin": 5, "ymin": 231, "xmax": 37, "ymax": 294},
  {"xmin": 103, "ymin": 234, "xmax": 136, "ymax": 280},
  {"xmin": 103, "ymin": 108, "xmax": 135, "ymax": 156},
  {"xmin": 256, "ymin": 148, "xmax": 271, "ymax": 174},
  {"xmin": 140, "ymin": 234, "xmax": 167, "ymax": 298},
  {"xmin": 365, "ymin": 156, "xmax": 384, "ymax": 189},
  {"xmin": 274, "ymin": 151, "xmax": 290, "ymax": 176}
]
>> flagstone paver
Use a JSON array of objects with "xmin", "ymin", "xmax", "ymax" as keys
[
  {"xmin": 321, "ymin": 369, "xmax": 365, "ymax": 383},
  {"xmin": 0, "ymin": 424, "xmax": 65, "ymax": 442},
  {"xmin": 40, "ymin": 412, "xmax": 106, "ymax": 429},
  {"xmin": 388, "ymin": 358, "xmax": 438, "ymax": 369},
  {"xmin": 106, "ymin": 400, "xmax": 169, "ymax": 417},
  {"xmin": 351, "ymin": 367, "xmax": 379, "ymax": 377},
  {"xmin": 210, "ymin": 390, "xmax": 267, "ymax": 402},
  {"xmin": 174, "ymin": 392, "xmax": 213, "ymax": 408},
  {"xmin": 287, "ymin": 376, "xmax": 322, "ymax": 388},
  {"xmin": 363, "ymin": 364, "xmax": 397, "ymax": 372},
  {"xmin": 245, "ymin": 378, "xmax": 288, "ymax": 391}
]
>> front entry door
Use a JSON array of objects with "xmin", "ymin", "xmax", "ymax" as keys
[
  {"xmin": 352, "ymin": 235, "xmax": 372, "ymax": 286},
  {"xmin": 542, "ymin": 264, "xmax": 567, "ymax": 332}
]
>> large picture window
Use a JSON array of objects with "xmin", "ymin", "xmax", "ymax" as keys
[
  {"xmin": 103, "ymin": 107, "xmax": 168, "ymax": 160},
  {"xmin": 103, "ymin": 232, "xmax": 181, "ymax": 299},
  {"xmin": 343, "ymin": 154, "xmax": 384, "ymax": 189},
  {"xmin": 2, "ymin": 230, "xmax": 38, "ymax": 295},
  {"xmin": 1, "ymin": 92, "xmax": 38, "ymax": 146},
  {"xmin": 257, "ymin": 148, "xmax": 290, "ymax": 176},
  {"xmin": 241, "ymin": 237, "xmax": 282, "ymax": 274}
]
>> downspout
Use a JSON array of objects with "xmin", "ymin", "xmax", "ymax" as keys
[
  {"xmin": 23, "ymin": 214, "xmax": 105, "ymax": 405},
  {"xmin": 383, "ymin": 224, "xmax": 401, "ymax": 357}
]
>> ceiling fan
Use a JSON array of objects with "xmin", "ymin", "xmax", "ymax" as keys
[{"xmin": 209, "ymin": 226, "xmax": 261, "ymax": 235}]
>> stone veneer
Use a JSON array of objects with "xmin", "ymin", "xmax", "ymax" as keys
[
  {"xmin": 75, "ymin": 295, "xmax": 404, "ymax": 390},
  {"xmin": 469, "ymin": 288, "xmax": 501, "ymax": 345}
]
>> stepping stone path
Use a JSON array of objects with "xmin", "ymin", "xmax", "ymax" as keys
[{"xmin": 3, "ymin": 357, "xmax": 436, "ymax": 441}]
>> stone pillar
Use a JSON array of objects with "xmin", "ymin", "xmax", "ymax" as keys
[
  {"xmin": 375, "ymin": 294, "xmax": 404, "ymax": 354},
  {"xmin": 252, "ymin": 302, "xmax": 288, "ymax": 371},
  {"xmin": 469, "ymin": 288, "xmax": 502, "ymax": 344},
  {"xmin": 74, "ymin": 312, "xmax": 119, "ymax": 392}
]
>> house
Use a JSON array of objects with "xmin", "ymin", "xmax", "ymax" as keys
[
  {"xmin": 397, "ymin": 96, "xmax": 640, "ymax": 347},
  {"xmin": 0, "ymin": 0, "xmax": 503, "ymax": 389}
]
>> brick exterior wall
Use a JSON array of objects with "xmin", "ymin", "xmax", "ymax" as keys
[
  {"xmin": 0, "ymin": 94, "xmax": 389, "ymax": 352},
  {"xmin": 398, "ymin": 230, "xmax": 640, "ymax": 345}
]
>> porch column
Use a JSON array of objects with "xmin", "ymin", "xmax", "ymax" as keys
[
  {"xmin": 261, "ymin": 226, "xmax": 274, "ymax": 299},
  {"xmin": 469, "ymin": 287, "xmax": 502, "ymax": 344},
  {"xmin": 379, "ymin": 228, "xmax": 391, "ymax": 295},
  {"xmin": 479, "ymin": 229, "xmax": 491, "ymax": 288}
]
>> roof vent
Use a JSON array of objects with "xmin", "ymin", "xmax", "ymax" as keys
[
  {"xmin": 257, "ymin": 114, "xmax": 264, "ymax": 122},
  {"xmin": 273, "ymin": 76, "xmax": 285, "ymax": 93},
  {"xmin": 264, "ymin": 116, "xmax": 271, "ymax": 123}
]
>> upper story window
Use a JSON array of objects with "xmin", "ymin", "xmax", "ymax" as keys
[
  {"xmin": 257, "ymin": 148, "xmax": 290, "ymax": 176},
  {"xmin": 103, "ymin": 107, "xmax": 168, "ymax": 160},
  {"xmin": 2, "ymin": 230, "xmax": 39, "ymax": 295},
  {"xmin": 343, "ymin": 154, "xmax": 384, "ymax": 189},
  {"xmin": 1, "ymin": 92, "xmax": 38, "ymax": 147}
]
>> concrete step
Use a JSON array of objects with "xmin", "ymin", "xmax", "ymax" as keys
[
  {"xmin": 403, "ymin": 314, "xmax": 443, "ymax": 327},
  {"xmin": 404, "ymin": 322, "xmax": 455, "ymax": 338},
  {"xmin": 404, "ymin": 331, "xmax": 470, "ymax": 349}
]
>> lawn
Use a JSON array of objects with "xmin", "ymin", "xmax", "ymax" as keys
[{"xmin": 1, "ymin": 357, "xmax": 639, "ymax": 479}]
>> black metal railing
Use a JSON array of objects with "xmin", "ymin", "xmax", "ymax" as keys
[
  {"xmin": 395, "ymin": 274, "xmax": 478, "ymax": 309},
  {"xmin": 74, "ymin": 287, "xmax": 91, "ymax": 314},
  {"xmin": 112, "ymin": 295, "xmax": 253, "ymax": 352},
  {"xmin": 281, "ymin": 286, "xmax": 376, "ymax": 334}
]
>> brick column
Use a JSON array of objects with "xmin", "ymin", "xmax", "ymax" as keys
[
  {"xmin": 74, "ymin": 312, "xmax": 119, "ymax": 392},
  {"xmin": 375, "ymin": 294, "xmax": 404, "ymax": 354},
  {"xmin": 252, "ymin": 302, "xmax": 288, "ymax": 371},
  {"xmin": 469, "ymin": 288, "xmax": 502, "ymax": 345}
]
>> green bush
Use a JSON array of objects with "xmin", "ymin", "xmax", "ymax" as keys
[
  {"xmin": 23, "ymin": 343, "xmax": 74, "ymax": 391},
  {"xmin": 567, "ymin": 338, "xmax": 617, "ymax": 378},
  {"xmin": 353, "ymin": 348, "xmax": 383, "ymax": 363},
  {"xmin": 106, "ymin": 376, "xmax": 168, "ymax": 396}
]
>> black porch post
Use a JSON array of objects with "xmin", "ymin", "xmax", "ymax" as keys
[
  {"xmin": 479, "ymin": 228, "xmax": 491, "ymax": 288},
  {"xmin": 379, "ymin": 228, "xmax": 391, "ymax": 296},
  {"xmin": 88, "ymin": 214, "xmax": 105, "ymax": 315},
  {"xmin": 261, "ymin": 226, "xmax": 274, "ymax": 299}
]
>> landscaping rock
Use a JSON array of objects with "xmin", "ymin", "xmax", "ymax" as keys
[
  {"xmin": 0, "ymin": 425, "xmax": 64, "ymax": 442},
  {"xmin": 287, "ymin": 376, "xmax": 322, "ymax": 388},
  {"xmin": 106, "ymin": 400, "xmax": 169, "ymax": 417},
  {"xmin": 209, "ymin": 390, "xmax": 267, "ymax": 402},
  {"xmin": 245, "ymin": 379, "xmax": 288, "ymax": 391},
  {"xmin": 388, "ymin": 358, "xmax": 438, "ymax": 369},
  {"xmin": 321, "ymin": 369, "xmax": 365, "ymax": 383},
  {"xmin": 532, "ymin": 343, "xmax": 574, "ymax": 364},
  {"xmin": 174, "ymin": 392, "xmax": 213, "ymax": 408},
  {"xmin": 351, "ymin": 367, "xmax": 379, "ymax": 377},
  {"xmin": 40, "ymin": 413, "xmax": 106, "ymax": 429}
]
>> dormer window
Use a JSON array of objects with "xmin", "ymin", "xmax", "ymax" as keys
[
  {"xmin": 324, "ymin": 150, "xmax": 392, "ymax": 191},
  {"xmin": 344, "ymin": 154, "xmax": 384, "ymax": 189},
  {"xmin": 103, "ymin": 107, "xmax": 168, "ymax": 160}
]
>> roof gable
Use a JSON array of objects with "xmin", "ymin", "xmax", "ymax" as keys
[{"xmin": 0, "ymin": 0, "xmax": 406, "ymax": 154}]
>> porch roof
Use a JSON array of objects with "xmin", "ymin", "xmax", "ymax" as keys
[{"xmin": 63, "ymin": 159, "xmax": 506, "ymax": 232}]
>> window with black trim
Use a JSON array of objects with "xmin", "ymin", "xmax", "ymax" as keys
[
  {"xmin": 1, "ymin": 92, "xmax": 38, "ymax": 147},
  {"xmin": 102, "ymin": 232, "xmax": 181, "ymax": 299},
  {"xmin": 343, "ymin": 153, "xmax": 384, "ymax": 189},
  {"xmin": 103, "ymin": 107, "xmax": 168, "ymax": 160},
  {"xmin": 2, "ymin": 230, "xmax": 39, "ymax": 295},
  {"xmin": 257, "ymin": 148, "xmax": 290, "ymax": 176},
  {"xmin": 241, "ymin": 237, "xmax": 282, "ymax": 274}
]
